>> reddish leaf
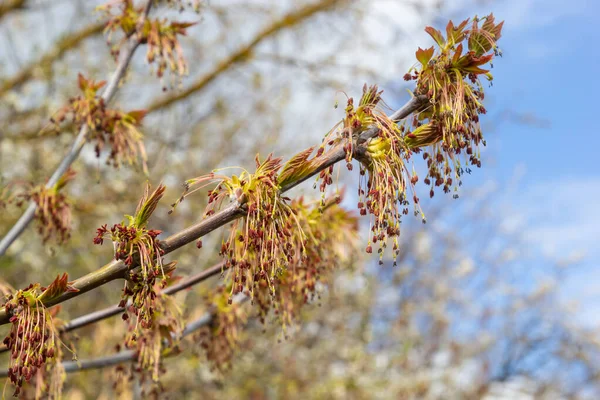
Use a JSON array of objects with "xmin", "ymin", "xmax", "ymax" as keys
[
  {"xmin": 170, "ymin": 21, "xmax": 198, "ymax": 35},
  {"xmin": 77, "ymin": 73, "xmax": 88, "ymax": 91},
  {"xmin": 279, "ymin": 146, "xmax": 316, "ymax": 187},
  {"xmin": 468, "ymin": 32, "xmax": 490, "ymax": 56},
  {"xmin": 456, "ymin": 53, "xmax": 493, "ymax": 73},
  {"xmin": 491, "ymin": 20, "xmax": 504, "ymax": 42},
  {"xmin": 462, "ymin": 65, "xmax": 490, "ymax": 74},
  {"xmin": 452, "ymin": 43, "xmax": 464, "ymax": 64},
  {"xmin": 127, "ymin": 109, "xmax": 148, "ymax": 124},
  {"xmin": 415, "ymin": 46, "xmax": 435, "ymax": 66},
  {"xmin": 37, "ymin": 273, "xmax": 79, "ymax": 303},
  {"xmin": 425, "ymin": 26, "xmax": 446, "ymax": 48},
  {"xmin": 446, "ymin": 18, "xmax": 468, "ymax": 45},
  {"xmin": 482, "ymin": 13, "xmax": 504, "ymax": 42},
  {"xmin": 455, "ymin": 18, "xmax": 470, "ymax": 33},
  {"xmin": 93, "ymin": 80, "xmax": 107, "ymax": 91}
]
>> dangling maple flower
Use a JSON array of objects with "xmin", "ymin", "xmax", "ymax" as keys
[
  {"xmin": 196, "ymin": 287, "xmax": 247, "ymax": 372},
  {"xmin": 313, "ymin": 84, "xmax": 419, "ymax": 261},
  {"xmin": 19, "ymin": 169, "xmax": 76, "ymax": 244},
  {"xmin": 307, "ymin": 15, "xmax": 503, "ymax": 261},
  {"xmin": 312, "ymin": 85, "xmax": 388, "ymax": 193},
  {"xmin": 94, "ymin": 183, "xmax": 168, "ymax": 328},
  {"xmin": 2, "ymin": 274, "xmax": 78, "ymax": 398},
  {"xmin": 254, "ymin": 194, "xmax": 359, "ymax": 336},
  {"xmin": 173, "ymin": 154, "xmax": 307, "ymax": 304},
  {"xmin": 52, "ymin": 74, "xmax": 107, "ymax": 129},
  {"xmin": 98, "ymin": 109, "xmax": 149, "ymax": 173},
  {"xmin": 122, "ymin": 274, "xmax": 183, "ymax": 394}
]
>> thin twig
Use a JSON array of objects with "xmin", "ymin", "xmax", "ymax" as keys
[
  {"xmin": 10, "ymin": 0, "xmax": 342, "ymax": 143},
  {"xmin": 0, "ymin": 94, "xmax": 427, "ymax": 325},
  {"xmin": 2, "ymin": 296, "xmax": 246, "ymax": 376},
  {"xmin": 0, "ymin": 2, "xmax": 154, "ymax": 257},
  {"xmin": 0, "ymin": 0, "xmax": 25, "ymax": 22},
  {"xmin": 63, "ymin": 261, "xmax": 225, "ymax": 333},
  {"xmin": 0, "ymin": 262, "xmax": 225, "ymax": 356}
]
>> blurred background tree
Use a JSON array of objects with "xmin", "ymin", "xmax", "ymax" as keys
[{"xmin": 0, "ymin": 0, "xmax": 598, "ymax": 398}]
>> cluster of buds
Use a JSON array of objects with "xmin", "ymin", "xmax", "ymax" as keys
[
  {"xmin": 2, "ymin": 275, "xmax": 78, "ymax": 397},
  {"xmin": 174, "ymin": 155, "xmax": 308, "ymax": 305},
  {"xmin": 196, "ymin": 287, "xmax": 248, "ymax": 372},
  {"xmin": 15, "ymin": 169, "xmax": 76, "ymax": 244},
  {"xmin": 94, "ymin": 183, "xmax": 168, "ymax": 329},
  {"xmin": 403, "ymin": 14, "xmax": 503, "ymax": 198},
  {"xmin": 52, "ymin": 74, "xmax": 148, "ymax": 173},
  {"xmin": 98, "ymin": 0, "xmax": 196, "ymax": 82}
]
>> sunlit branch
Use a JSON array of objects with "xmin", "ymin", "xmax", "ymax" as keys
[{"xmin": 0, "ymin": 94, "xmax": 427, "ymax": 325}]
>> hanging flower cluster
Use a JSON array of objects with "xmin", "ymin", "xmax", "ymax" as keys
[
  {"xmin": 94, "ymin": 183, "xmax": 168, "ymax": 329},
  {"xmin": 253, "ymin": 195, "xmax": 359, "ymax": 334},
  {"xmin": 122, "ymin": 282, "xmax": 183, "ymax": 395},
  {"xmin": 2, "ymin": 274, "xmax": 78, "ymax": 397},
  {"xmin": 173, "ymin": 155, "xmax": 308, "ymax": 305},
  {"xmin": 195, "ymin": 194, "xmax": 358, "ymax": 370},
  {"xmin": 404, "ymin": 14, "xmax": 503, "ymax": 198},
  {"xmin": 52, "ymin": 74, "xmax": 148, "ymax": 173},
  {"xmin": 98, "ymin": 0, "xmax": 196, "ymax": 81},
  {"xmin": 196, "ymin": 287, "xmax": 248, "ymax": 372},
  {"xmin": 13, "ymin": 169, "xmax": 76, "ymax": 244}
]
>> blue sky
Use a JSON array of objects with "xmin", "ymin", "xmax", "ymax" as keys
[{"xmin": 440, "ymin": 0, "xmax": 600, "ymax": 324}]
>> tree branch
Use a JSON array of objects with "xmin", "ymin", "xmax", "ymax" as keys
[
  {"xmin": 0, "ymin": 3, "xmax": 154, "ymax": 257},
  {"xmin": 0, "ymin": 0, "xmax": 25, "ymax": 22},
  {"xmin": 62, "ymin": 261, "xmax": 225, "ymax": 333},
  {"xmin": 0, "ymin": 297, "xmax": 243, "ymax": 376},
  {"xmin": 7, "ymin": 0, "xmax": 342, "ymax": 143},
  {"xmin": 0, "ymin": 261, "xmax": 225, "ymax": 356},
  {"xmin": 0, "ymin": 94, "xmax": 427, "ymax": 325}
]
